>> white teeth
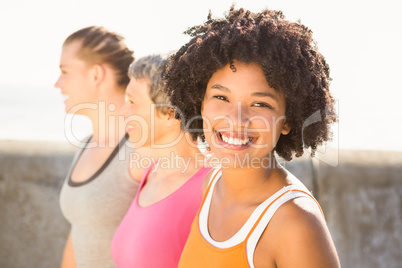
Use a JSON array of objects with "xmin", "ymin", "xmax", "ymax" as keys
[
  {"xmin": 222, "ymin": 135, "xmax": 227, "ymax": 143},
  {"xmin": 220, "ymin": 133, "xmax": 251, "ymax": 145}
]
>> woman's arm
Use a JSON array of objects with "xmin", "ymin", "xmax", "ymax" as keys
[{"xmin": 60, "ymin": 230, "xmax": 76, "ymax": 268}]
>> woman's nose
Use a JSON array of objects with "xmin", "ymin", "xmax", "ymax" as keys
[
  {"xmin": 226, "ymin": 101, "xmax": 250, "ymax": 130},
  {"xmin": 54, "ymin": 75, "xmax": 62, "ymax": 88}
]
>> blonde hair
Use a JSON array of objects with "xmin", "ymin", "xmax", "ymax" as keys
[{"xmin": 64, "ymin": 26, "xmax": 134, "ymax": 87}]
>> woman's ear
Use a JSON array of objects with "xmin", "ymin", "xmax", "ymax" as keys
[
  {"xmin": 168, "ymin": 108, "xmax": 176, "ymax": 120},
  {"xmin": 157, "ymin": 108, "xmax": 180, "ymax": 127},
  {"xmin": 91, "ymin": 64, "xmax": 105, "ymax": 85},
  {"xmin": 281, "ymin": 120, "xmax": 291, "ymax": 135}
]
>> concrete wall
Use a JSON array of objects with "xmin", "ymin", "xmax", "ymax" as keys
[
  {"xmin": 0, "ymin": 141, "xmax": 75, "ymax": 268},
  {"xmin": 316, "ymin": 150, "xmax": 402, "ymax": 268},
  {"xmin": 0, "ymin": 140, "xmax": 401, "ymax": 267}
]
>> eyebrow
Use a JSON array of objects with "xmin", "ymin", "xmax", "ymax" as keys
[
  {"xmin": 251, "ymin": 91, "xmax": 278, "ymax": 101},
  {"xmin": 211, "ymin": 83, "xmax": 278, "ymax": 100},
  {"xmin": 211, "ymin": 84, "xmax": 230, "ymax": 92}
]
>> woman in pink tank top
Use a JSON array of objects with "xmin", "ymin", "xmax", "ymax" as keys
[
  {"xmin": 111, "ymin": 55, "xmax": 210, "ymax": 268},
  {"xmin": 164, "ymin": 6, "xmax": 341, "ymax": 268}
]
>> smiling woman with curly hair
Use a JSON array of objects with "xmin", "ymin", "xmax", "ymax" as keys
[
  {"xmin": 164, "ymin": 6, "xmax": 340, "ymax": 268},
  {"xmin": 165, "ymin": 6, "xmax": 337, "ymax": 161}
]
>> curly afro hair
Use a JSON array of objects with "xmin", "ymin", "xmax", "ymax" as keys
[{"xmin": 164, "ymin": 6, "xmax": 337, "ymax": 161}]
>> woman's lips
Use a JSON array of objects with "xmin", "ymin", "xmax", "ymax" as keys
[
  {"xmin": 215, "ymin": 131, "xmax": 256, "ymax": 150},
  {"xmin": 62, "ymin": 94, "xmax": 69, "ymax": 103}
]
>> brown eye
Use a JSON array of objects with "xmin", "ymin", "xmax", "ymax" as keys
[
  {"xmin": 252, "ymin": 102, "xmax": 273, "ymax": 109},
  {"xmin": 213, "ymin": 95, "xmax": 228, "ymax": 102}
]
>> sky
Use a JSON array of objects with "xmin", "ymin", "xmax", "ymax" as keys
[{"xmin": 0, "ymin": 0, "xmax": 401, "ymax": 152}]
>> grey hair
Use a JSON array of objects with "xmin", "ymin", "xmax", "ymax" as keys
[{"xmin": 128, "ymin": 54, "xmax": 170, "ymax": 114}]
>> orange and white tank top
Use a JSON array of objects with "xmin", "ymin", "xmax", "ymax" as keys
[{"xmin": 178, "ymin": 167, "xmax": 323, "ymax": 268}]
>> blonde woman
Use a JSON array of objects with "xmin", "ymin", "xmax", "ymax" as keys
[{"xmin": 55, "ymin": 26, "xmax": 138, "ymax": 268}]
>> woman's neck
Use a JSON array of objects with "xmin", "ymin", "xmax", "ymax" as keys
[
  {"xmin": 88, "ymin": 90, "xmax": 126, "ymax": 146},
  {"xmin": 140, "ymin": 135, "xmax": 200, "ymax": 171},
  {"xmin": 217, "ymin": 156, "xmax": 287, "ymax": 203}
]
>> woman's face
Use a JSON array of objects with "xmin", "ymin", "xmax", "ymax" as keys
[
  {"xmin": 54, "ymin": 41, "xmax": 97, "ymax": 115},
  {"xmin": 122, "ymin": 77, "xmax": 169, "ymax": 147},
  {"xmin": 201, "ymin": 61, "xmax": 290, "ymax": 168}
]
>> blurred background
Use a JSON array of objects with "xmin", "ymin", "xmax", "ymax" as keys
[{"xmin": 0, "ymin": 0, "xmax": 401, "ymax": 152}]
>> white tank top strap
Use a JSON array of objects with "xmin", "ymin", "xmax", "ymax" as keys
[
  {"xmin": 245, "ymin": 188, "xmax": 317, "ymax": 268},
  {"xmin": 206, "ymin": 166, "xmax": 222, "ymax": 188},
  {"xmin": 199, "ymin": 170, "xmax": 311, "ymax": 249}
]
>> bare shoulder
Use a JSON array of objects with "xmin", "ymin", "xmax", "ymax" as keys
[{"xmin": 254, "ymin": 196, "xmax": 340, "ymax": 268}]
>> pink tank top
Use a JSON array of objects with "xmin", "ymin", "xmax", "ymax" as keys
[{"xmin": 111, "ymin": 165, "xmax": 210, "ymax": 268}]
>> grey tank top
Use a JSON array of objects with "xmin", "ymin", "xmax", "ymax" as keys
[{"xmin": 59, "ymin": 134, "xmax": 139, "ymax": 268}]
